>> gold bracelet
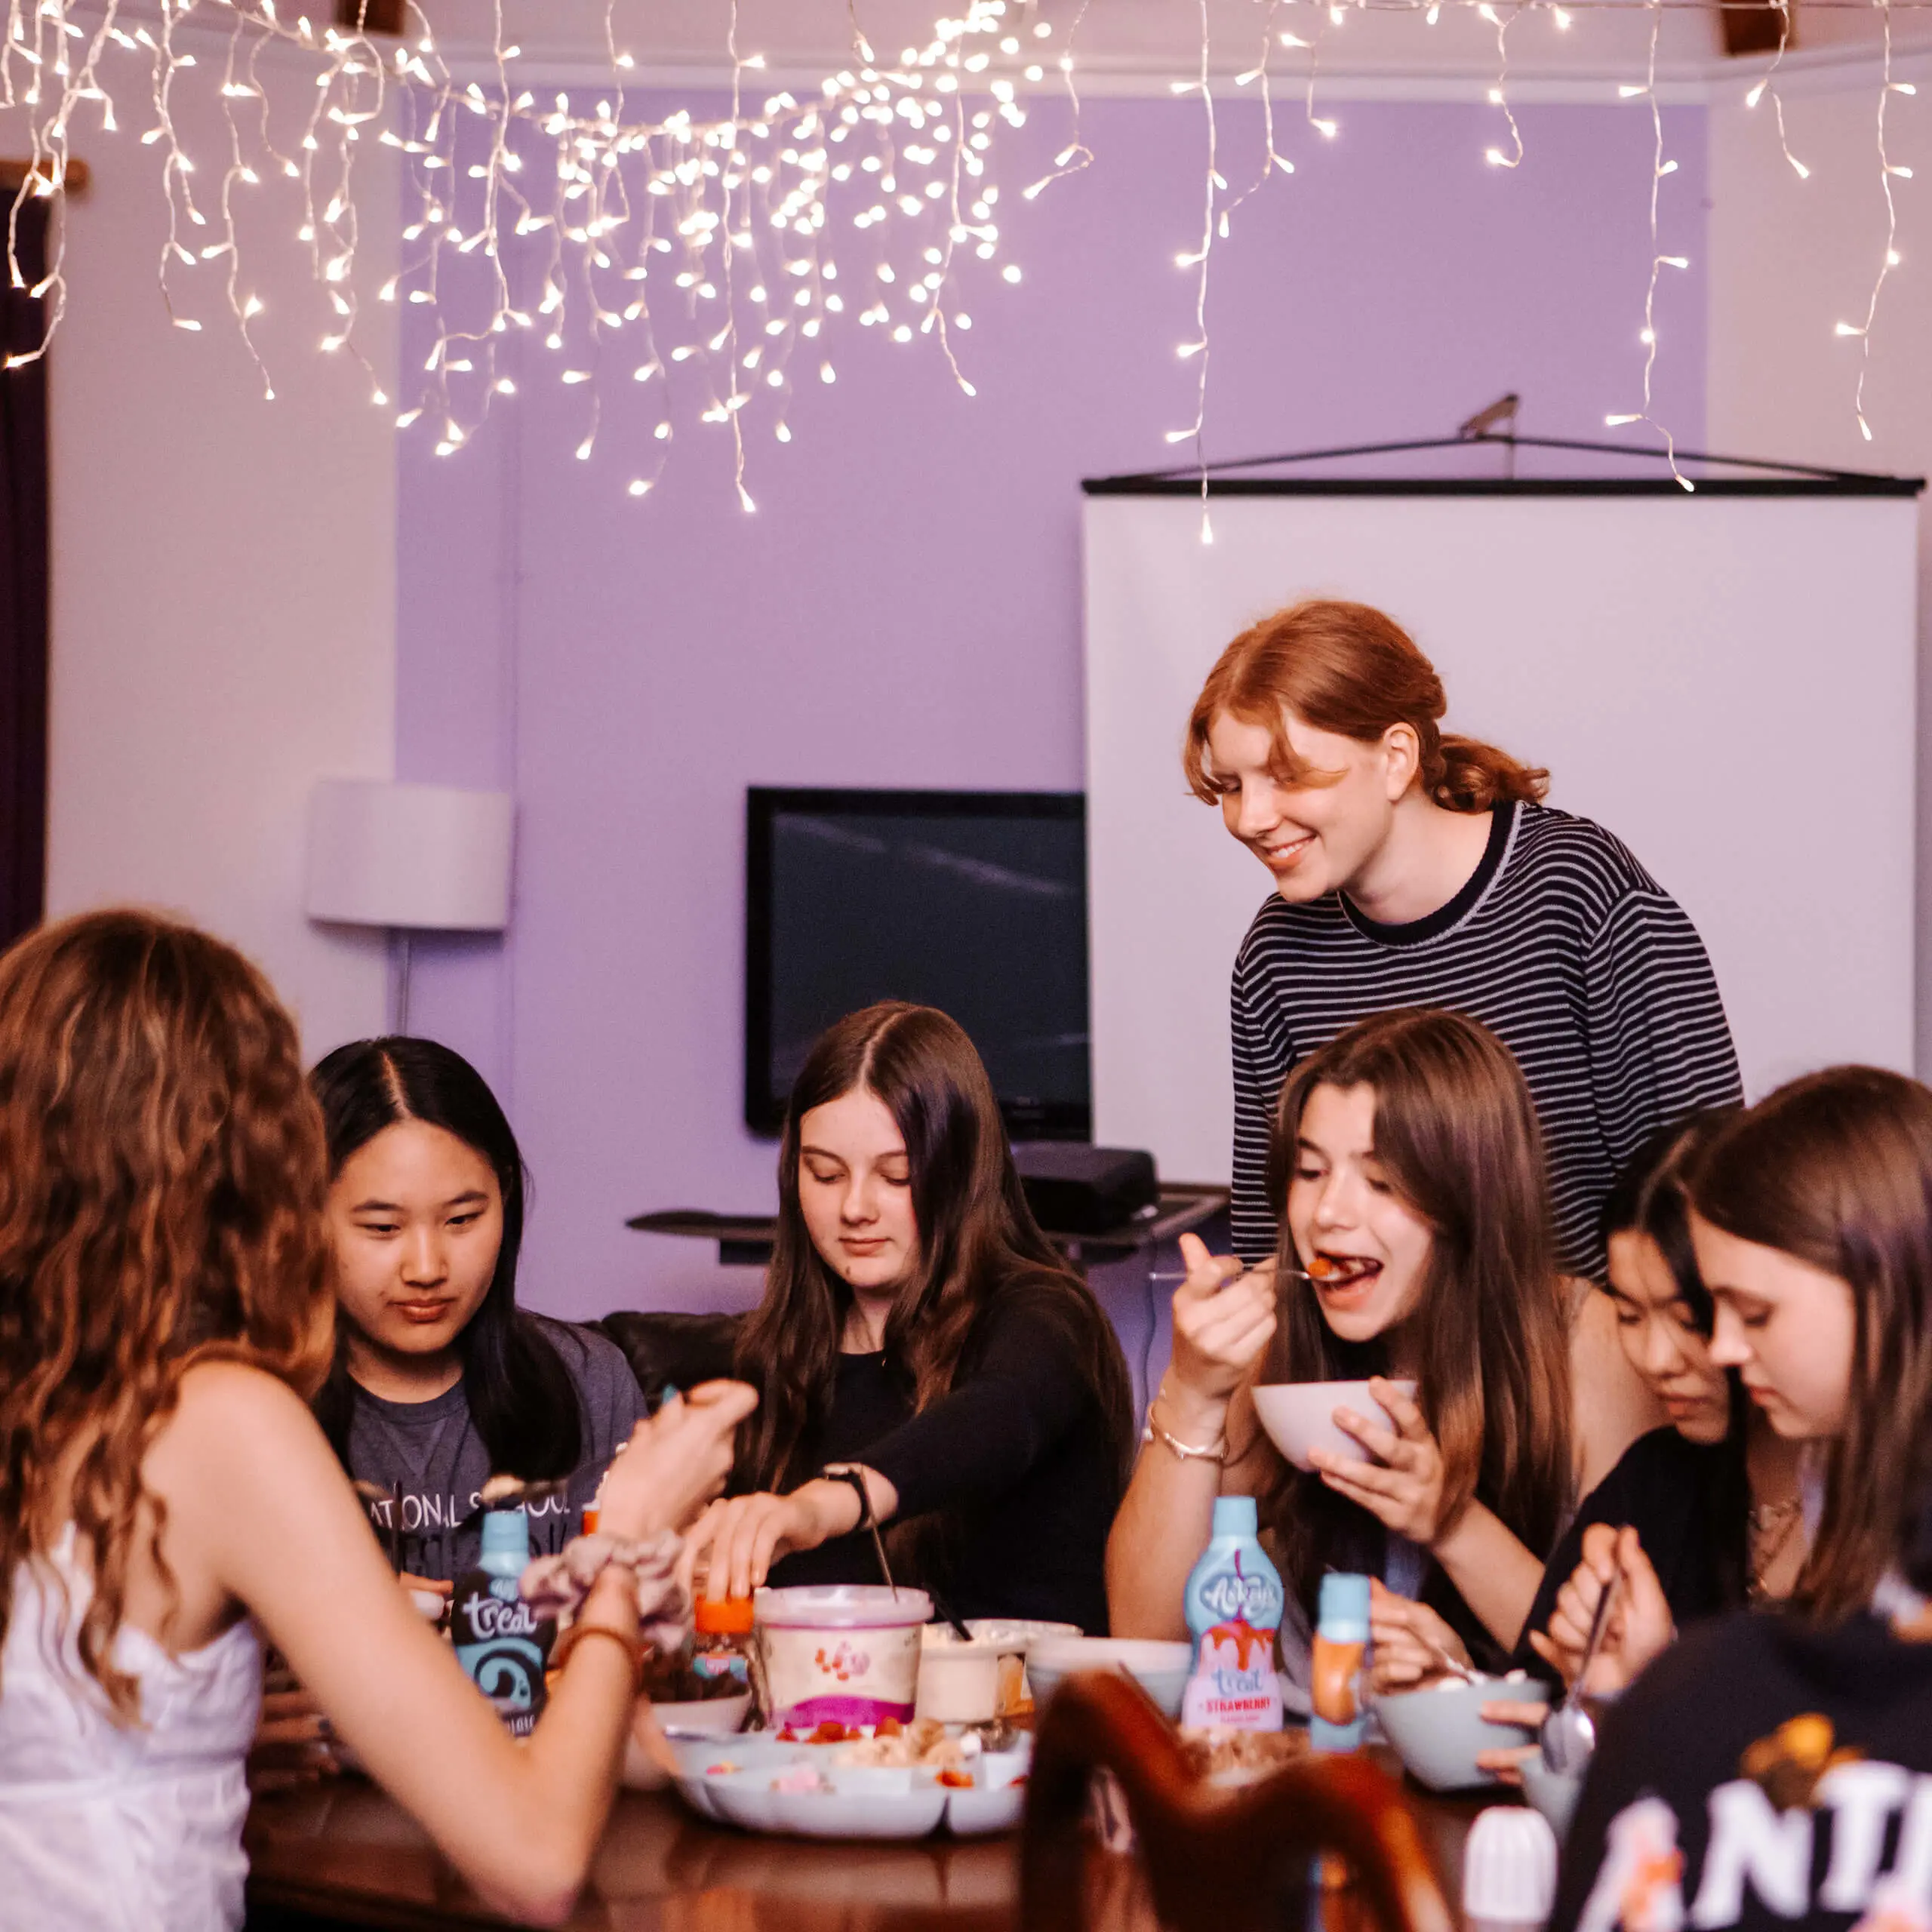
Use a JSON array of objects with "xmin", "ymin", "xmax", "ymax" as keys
[{"xmin": 551, "ymin": 1619, "xmax": 648, "ymax": 1696}]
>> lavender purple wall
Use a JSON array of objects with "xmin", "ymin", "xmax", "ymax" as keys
[{"xmin": 395, "ymin": 94, "xmax": 1708, "ymax": 1329}]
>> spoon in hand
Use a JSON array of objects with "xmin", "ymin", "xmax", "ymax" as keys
[{"xmin": 1541, "ymin": 1573, "xmax": 1620, "ymax": 1774}]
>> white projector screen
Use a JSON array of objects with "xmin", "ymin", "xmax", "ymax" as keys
[{"xmin": 1084, "ymin": 488, "xmax": 1920, "ymax": 1186}]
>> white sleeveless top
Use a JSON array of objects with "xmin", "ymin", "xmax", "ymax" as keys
[{"xmin": 0, "ymin": 1532, "xmax": 261, "ymax": 1932}]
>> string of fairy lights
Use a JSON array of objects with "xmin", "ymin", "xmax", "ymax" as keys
[{"xmin": 0, "ymin": 0, "xmax": 1923, "ymax": 516}]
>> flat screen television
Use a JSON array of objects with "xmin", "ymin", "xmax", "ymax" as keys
[{"xmin": 745, "ymin": 787, "xmax": 1090, "ymax": 1139}]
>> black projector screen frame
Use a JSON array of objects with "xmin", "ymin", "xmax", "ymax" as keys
[{"xmin": 744, "ymin": 787, "xmax": 1090, "ymax": 1140}]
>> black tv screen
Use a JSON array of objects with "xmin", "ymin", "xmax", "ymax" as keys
[{"xmin": 746, "ymin": 788, "xmax": 1090, "ymax": 1138}]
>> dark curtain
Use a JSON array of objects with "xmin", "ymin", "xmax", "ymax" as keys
[{"xmin": 0, "ymin": 197, "xmax": 48, "ymax": 951}]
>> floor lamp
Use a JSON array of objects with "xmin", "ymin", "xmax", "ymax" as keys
[{"xmin": 305, "ymin": 779, "xmax": 515, "ymax": 1033}]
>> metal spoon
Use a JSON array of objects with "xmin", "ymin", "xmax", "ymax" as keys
[
  {"xmin": 1420, "ymin": 1635, "xmax": 1481, "ymax": 1686},
  {"xmin": 1151, "ymin": 1263, "xmax": 1346, "ymax": 1287},
  {"xmin": 1541, "ymin": 1573, "xmax": 1620, "ymax": 1774}
]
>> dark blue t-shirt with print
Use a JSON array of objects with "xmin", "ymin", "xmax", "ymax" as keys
[{"xmin": 344, "ymin": 1317, "xmax": 646, "ymax": 1581}]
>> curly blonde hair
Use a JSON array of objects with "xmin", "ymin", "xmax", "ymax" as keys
[{"xmin": 0, "ymin": 910, "xmax": 333, "ymax": 1718}]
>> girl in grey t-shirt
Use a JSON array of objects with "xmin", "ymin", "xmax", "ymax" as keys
[{"xmin": 307, "ymin": 1037, "xmax": 645, "ymax": 1584}]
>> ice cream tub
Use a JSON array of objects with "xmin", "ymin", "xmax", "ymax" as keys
[{"xmin": 753, "ymin": 1584, "xmax": 933, "ymax": 1729}]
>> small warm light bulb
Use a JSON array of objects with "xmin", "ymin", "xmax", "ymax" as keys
[{"xmin": 629, "ymin": 478, "xmax": 651, "ymax": 496}]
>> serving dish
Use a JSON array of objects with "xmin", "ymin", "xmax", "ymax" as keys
[{"xmin": 666, "ymin": 1722, "xmax": 1032, "ymax": 1840}]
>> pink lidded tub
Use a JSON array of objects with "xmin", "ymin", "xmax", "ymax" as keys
[{"xmin": 753, "ymin": 1585, "xmax": 934, "ymax": 1730}]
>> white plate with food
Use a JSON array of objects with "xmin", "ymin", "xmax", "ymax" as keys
[
  {"xmin": 707, "ymin": 1764, "xmax": 951, "ymax": 1840},
  {"xmin": 672, "ymin": 1720, "xmax": 1031, "ymax": 1838}
]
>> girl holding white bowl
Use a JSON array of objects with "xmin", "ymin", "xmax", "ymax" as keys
[{"xmin": 1107, "ymin": 1008, "xmax": 1658, "ymax": 1684}]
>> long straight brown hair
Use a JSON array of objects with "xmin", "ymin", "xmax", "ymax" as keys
[
  {"xmin": 1260, "ymin": 1008, "xmax": 1574, "ymax": 1609},
  {"xmin": 0, "ymin": 912, "xmax": 333, "ymax": 1717},
  {"xmin": 1689, "ymin": 1066, "xmax": 1932, "ymax": 1623},
  {"xmin": 1183, "ymin": 599, "xmax": 1549, "ymax": 813},
  {"xmin": 734, "ymin": 1003, "xmax": 1133, "ymax": 1565}
]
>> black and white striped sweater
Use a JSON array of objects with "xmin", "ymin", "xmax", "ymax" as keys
[{"xmin": 1228, "ymin": 801, "xmax": 1742, "ymax": 1276}]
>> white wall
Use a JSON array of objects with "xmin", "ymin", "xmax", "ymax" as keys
[
  {"xmin": 1085, "ymin": 492, "xmax": 1919, "ymax": 1183},
  {"xmin": 1706, "ymin": 68, "xmax": 1932, "ymax": 1073},
  {"xmin": 41, "ymin": 46, "xmax": 399, "ymax": 1054}
]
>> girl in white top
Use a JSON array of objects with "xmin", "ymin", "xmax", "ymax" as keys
[{"xmin": 0, "ymin": 909, "xmax": 756, "ymax": 1930}]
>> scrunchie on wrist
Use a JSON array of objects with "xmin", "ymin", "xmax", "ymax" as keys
[{"xmin": 518, "ymin": 1529, "xmax": 689, "ymax": 1656}]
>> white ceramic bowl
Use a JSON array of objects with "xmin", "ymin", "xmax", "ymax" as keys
[
  {"xmin": 1520, "ymin": 1753, "xmax": 1584, "ymax": 1840},
  {"xmin": 754, "ymin": 1584, "xmax": 933, "ymax": 1730},
  {"xmin": 1025, "ymin": 1636, "xmax": 1193, "ymax": 1719},
  {"xmin": 1251, "ymin": 1379, "xmax": 1418, "ymax": 1472},
  {"xmin": 1374, "ymin": 1675, "xmax": 1550, "ymax": 1792}
]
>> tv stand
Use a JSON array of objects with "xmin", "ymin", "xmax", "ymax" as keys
[{"xmin": 626, "ymin": 1183, "xmax": 1229, "ymax": 1269}]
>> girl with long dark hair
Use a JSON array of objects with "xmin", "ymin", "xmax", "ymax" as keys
[
  {"xmin": 1109, "ymin": 1008, "xmax": 1659, "ymax": 1681},
  {"xmin": 1541, "ymin": 1067, "xmax": 1932, "ymax": 1697},
  {"xmin": 309, "ymin": 1038, "xmax": 648, "ymax": 1583},
  {"xmin": 1548, "ymin": 1068, "xmax": 1932, "ymax": 1932},
  {"xmin": 683, "ymin": 1002, "xmax": 1134, "ymax": 1633},
  {"xmin": 1497, "ymin": 1112, "xmax": 1807, "ymax": 1692}
]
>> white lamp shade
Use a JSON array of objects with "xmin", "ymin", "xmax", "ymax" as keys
[{"xmin": 306, "ymin": 780, "xmax": 515, "ymax": 932}]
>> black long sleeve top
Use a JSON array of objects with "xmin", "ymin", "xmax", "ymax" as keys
[
  {"xmin": 1509, "ymin": 1426, "xmax": 1737, "ymax": 1685},
  {"xmin": 761, "ymin": 1291, "xmax": 1122, "ymax": 1634}
]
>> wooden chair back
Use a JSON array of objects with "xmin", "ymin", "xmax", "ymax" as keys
[{"xmin": 1020, "ymin": 1673, "xmax": 1458, "ymax": 1932}]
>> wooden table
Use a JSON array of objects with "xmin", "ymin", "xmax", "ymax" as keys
[{"xmin": 245, "ymin": 1751, "xmax": 1497, "ymax": 1932}]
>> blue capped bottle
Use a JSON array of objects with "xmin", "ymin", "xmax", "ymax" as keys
[
  {"xmin": 1309, "ymin": 1572, "xmax": 1371, "ymax": 1752},
  {"xmin": 1180, "ymin": 1496, "xmax": 1285, "ymax": 1731},
  {"xmin": 452, "ymin": 1506, "xmax": 555, "ymax": 1738}
]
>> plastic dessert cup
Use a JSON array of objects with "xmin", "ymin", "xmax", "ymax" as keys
[
  {"xmin": 915, "ymin": 1636, "xmax": 1002, "ymax": 1724},
  {"xmin": 1251, "ymin": 1380, "xmax": 1419, "ymax": 1473},
  {"xmin": 964, "ymin": 1617, "xmax": 1081, "ymax": 1715},
  {"xmin": 753, "ymin": 1584, "xmax": 934, "ymax": 1729}
]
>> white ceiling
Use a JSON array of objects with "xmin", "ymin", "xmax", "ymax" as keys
[{"xmin": 420, "ymin": 0, "xmax": 1932, "ymax": 93}]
